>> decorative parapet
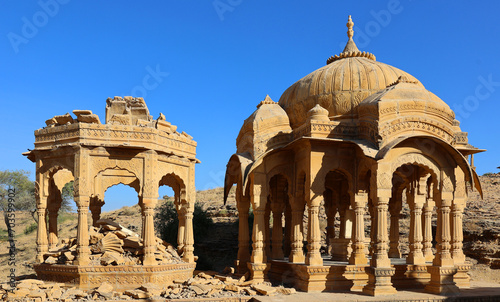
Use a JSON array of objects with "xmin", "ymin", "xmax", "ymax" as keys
[
  {"xmin": 293, "ymin": 120, "xmax": 359, "ymax": 140},
  {"xmin": 34, "ymin": 123, "xmax": 197, "ymax": 160}
]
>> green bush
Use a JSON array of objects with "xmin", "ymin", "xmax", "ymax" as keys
[
  {"xmin": 24, "ymin": 222, "xmax": 37, "ymax": 235},
  {"xmin": 155, "ymin": 201, "xmax": 214, "ymax": 269}
]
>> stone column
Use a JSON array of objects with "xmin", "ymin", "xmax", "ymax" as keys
[
  {"xmin": 142, "ymin": 199, "xmax": 157, "ymax": 265},
  {"xmin": 36, "ymin": 206, "xmax": 49, "ymax": 263},
  {"xmin": 388, "ymin": 199, "xmax": 401, "ymax": 258},
  {"xmin": 271, "ymin": 206, "xmax": 284, "ymax": 260},
  {"xmin": 363, "ymin": 195, "xmax": 396, "ymax": 296},
  {"xmin": 176, "ymin": 206, "xmax": 185, "ymax": 254},
  {"xmin": 47, "ymin": 204, "xmax": 60, "ymax": 250},
  {"xmin": 74, "ymin": 202, "xmax": 90, "ymax": 266},
  {"xmin": 183, "ymin": 208, "xmax": 195, "ymax": 263},
  {"xmin": 289, "ymin": 209, "xmax": 305, "ymax": 263},
  {"xmin": 407, "ymin": 201, "xmax": 425, "ymax": 265},
  {"xmin": 236, "ymin": 199, "xmax": 251, "ymax": 273},
  {"xmin": 324, "ymin": 189, "xmax": 336, "ymax": 256},
  {"xmin": 422, "ymin": 200, "xmax": 434, "ymax": 262},
  {"xmin": 451, "ymin": 203, "xmax": 465, "ymax": 264},
  {"xmin": 248, "ymin": 177, "xmax": 270, "ymax": 281},
  {"xmin": 368, "ymin": 203, "xmax": 376, "ymax": 257},
  {"xmin": 306, "ymin": 204, "xmax": 323, "ymax": 266},
  {"xmin": 425, "ymin": 193, "xmax": 458, "ymax": 295},
  {"xmin": 349, "ymin": 192, "xmax": 368, "ymax": 265}
]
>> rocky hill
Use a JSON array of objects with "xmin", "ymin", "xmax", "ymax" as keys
[{"xmin": 1, "ymin": 173, "xmax": 499, "ymax": 283}]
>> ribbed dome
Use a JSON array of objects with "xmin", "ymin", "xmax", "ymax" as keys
[{"xmin": 278, "ymin": 16, "xmax": 424, "ymax": 129}]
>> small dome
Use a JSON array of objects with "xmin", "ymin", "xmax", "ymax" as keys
[
  {"xmin": 278, "ymin": 16, "xmax": 423, "ymax": 129},
  {"xmin": 236, "ymin": 95, "xmax": 292, "ymax": 159},
  {"xmin": 308, "ymin": 104, "xmax": 329, "ymax": 122}
]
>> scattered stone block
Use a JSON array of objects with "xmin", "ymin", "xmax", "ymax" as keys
[
  {"xmin": 191, "ymin": 283, "xmax": 211, "ymax": 295},
  {"xmin": 224, "ymin": 284, "xmax": 241, "ymax": 293},
  {"xmin": 252, "ymin": 283, "xmax": 277, "ymax": 295},
  {"xmin": 124, "ymin": 289, "xmax": 148, "ymax": 299},
  {"xmin": 244, "ymin": 287, "xmax": 257, "ymax": 296},
  {"xmin": 95, "ymin": 282, "xmax": 114, "ymax": 299}
]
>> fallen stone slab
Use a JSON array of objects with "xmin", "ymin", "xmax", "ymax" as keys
[{"xmin": 252, "ymin": 283, "xmax": 277, "ymax": 295}]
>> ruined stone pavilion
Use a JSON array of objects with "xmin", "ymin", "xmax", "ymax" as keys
[
  {"xmin": 24, "ymin": 96, "xmax": 199, "ymax": 290},
  {"xmin": 224, "ymin": 16, "xmax": 484, "ymax": 296}
]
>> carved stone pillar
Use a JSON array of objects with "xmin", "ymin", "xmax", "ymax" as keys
[
  {"xmin": 306, "ymin": 204, "xmax": 323, "ymax": 266},
  {"xmin": 368, "ymin": 203, "xmax": 376, "ymax": 257},
  {"xmin": 74, "ymin": 203, "xmax": 90, "ymax": 266},
  {"xmin": 426, "ymin": 195, "xmax": 458, "ymax": 294},
  {"xmin": 422, "ymin": 202, "xmax": 434, "ymax": 262},
  {"xmin": 289, "ymin": 209, "xmax": 305, "ymax": 263},
  {"xmin": 47, "ymin": 205, "xmax": 59, "ymax": 250},
  {"xmin": 349, "ymin": 193, "xmax": 368, "ymax": 265},
  {"xmin": 407, "ymin": 201, "xmax": 425, "ymax": 265},
  {"xmin": 236, "ymin": 200, "xmax": 251, "ymax": 273},
  {"xmin": 183, "ymin": 209, "xmax": 195, "ymax": 263},
  {"xmin": 388, "ymin": 199, "xmax": 401, "ymax": 258},
  {"xmin": 142, "ymin": 199, "xmax": 157, "ymax": 265},
  {"xmin": 36, "ymin": 206, "xmax": 49, "ymax": 263},
  {"xmin": 176, "ymin": 205, "xmax": 185, "ymax": 255},
  {"xmin": 363, "ymin": 196, "xmax": 396, "ymax": 296},
  {"xmin": 324, "ymin": 189, "xmax": 336, "ymax": 256},
  {"xmin": 248, "ymin": 176, "xmax": 270, "ymax": 281},
  {"xmin": 451, "ymin": 203, "xmax": 465, "ymax": 264}
]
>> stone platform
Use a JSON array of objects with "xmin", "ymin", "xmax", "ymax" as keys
[
  {"xmin": 268, "ymin": 257, "xmax": 469, "ymax": 293},
  {"xmin": 254, "ymin": 281, "xmax": 500, "ymax": 302},
  {"xmin": 34, "ymin": 262, "xmax": 196, "ymax": 290}
]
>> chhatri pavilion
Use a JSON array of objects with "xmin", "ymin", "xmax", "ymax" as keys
[{"xmin": 224, "ymin": 16, "xmax": 484, "ymax": 295}]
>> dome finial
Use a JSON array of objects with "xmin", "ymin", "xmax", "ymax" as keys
[
  {"xmin": 347, "ymin": 15, "xmax": 354, "ymax": 40},
  {"xmin": 326, "ymin": 15, "xmax": 376, "ymax": 64}
]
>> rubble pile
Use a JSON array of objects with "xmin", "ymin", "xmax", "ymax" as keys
[
  {"xmin": 2, "ymin": 272, "xmax": 296, "ymax": 301},
  {"xmin": 42, "ymin": 219, "xmax": 182, "ymax": 266}
]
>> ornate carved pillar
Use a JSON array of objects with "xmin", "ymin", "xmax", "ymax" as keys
[
  {"xmin": 176, "ymin": 201, "xmax": 185, "ymax": 255},
  {"xmin": 324, "ymin": 189, "xmax": 336, "ymax": 256},
  {"xmin": 451, "ymin": 202, "xmax": 466, "ymax": 264},
  {"xmin": 289, "ymin": 208, "xmax": 305, "ymax": 263},
  {"xmin": 306, "ymin": 204, "xmax": 322, "ymax": 266},
  {"xmin": 422, "ymin": 200, "xmax": 434, "ymax": 262},
  {"xmin": 425, "ymin": 177, "xmax": 458, "ymax": 295},
  {"xmin": 36, "ymin": 206, "xmax": 49, "ymax": 263},
  {"xmin": 142, "ymin": 199, "xmax": 158, "ymax": 265},
  {"xmin": 47, "ymin": 205, "xmax": 59, "ymax": 250},
  {"xmin": 183, "ymin": 207, "xmax": 195, "ymax": 263},
  {"xmin": 363, "ymin": 170, "xmax": 397, "ymax": 296},
  {"xmin": 407, "ymin": 180, "xmax": 426, "ymax": 265},
  {"xmin": 236, "ymin": 193, "xmax": 251, "ymax": 273},
  {"xmin": 74, "ymin": 202, "xmax": 90, "ymax": 266},
  {"xmin": 248, "ymin": 174, "xmax": 270, "ymax": 281},
  {"xmin": 368, "ymin": 202, "xmax": 376, "ymax": 257},
  {"xmin": 349, "ymin": 192, "xmax": 368, "ymax": 265}
]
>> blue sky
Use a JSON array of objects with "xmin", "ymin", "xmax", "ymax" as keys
[{"xmin": 1, "ymin": 1, "xmax": 499, "ymax": 210}]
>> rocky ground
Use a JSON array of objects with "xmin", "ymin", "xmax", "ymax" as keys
[{"xmin": 0, "ymin": 173, "xmax": 499, "ymax": 298}]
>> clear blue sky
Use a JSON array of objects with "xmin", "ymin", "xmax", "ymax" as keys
[{"xmin": 1, "ymin": 1, "xmax": 499, "ymax": 210}]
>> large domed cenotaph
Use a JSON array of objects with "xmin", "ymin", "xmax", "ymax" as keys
[{"xmin": 224, "ymin": 16, "xmax": 484, "ymax": 296}]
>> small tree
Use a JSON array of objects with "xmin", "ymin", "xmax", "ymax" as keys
[{"xmin": 0, "ymin": 170, "xmax": 36, "ymax": 238}]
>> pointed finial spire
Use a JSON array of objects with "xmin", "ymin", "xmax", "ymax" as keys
[
  {"xmin": 347, "ymin": 15, "xmax": 354, "ymax": 40},
  {"xmin": 326, "ymin": 15, "xmax": 376, "ymax": 64}
]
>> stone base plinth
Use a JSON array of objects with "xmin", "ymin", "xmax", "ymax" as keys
[
  {"xmin": 393, "ymin": 264, "xmax": 431, "ymax": 289},
  {"xmin": 268, "ymin": 260, "xmax": 368, "ymax": 292},
  {"xmin": 247, "ymin": 262, "xmax": 270, "ymax": 282},
  {"xmin": 454, "ymin": 263, "xmax": 472, "ymax": 288},
  {"xmin": 34, "ymin": 263, "xmax": 196, "ymax": 290},
  {"xmin": 425, "ymin": 266, "xmax": 459, "ymax": 295},
  {"xmin": 362, "ymin": 267, "xmax": 397, "ymax": 296}
]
